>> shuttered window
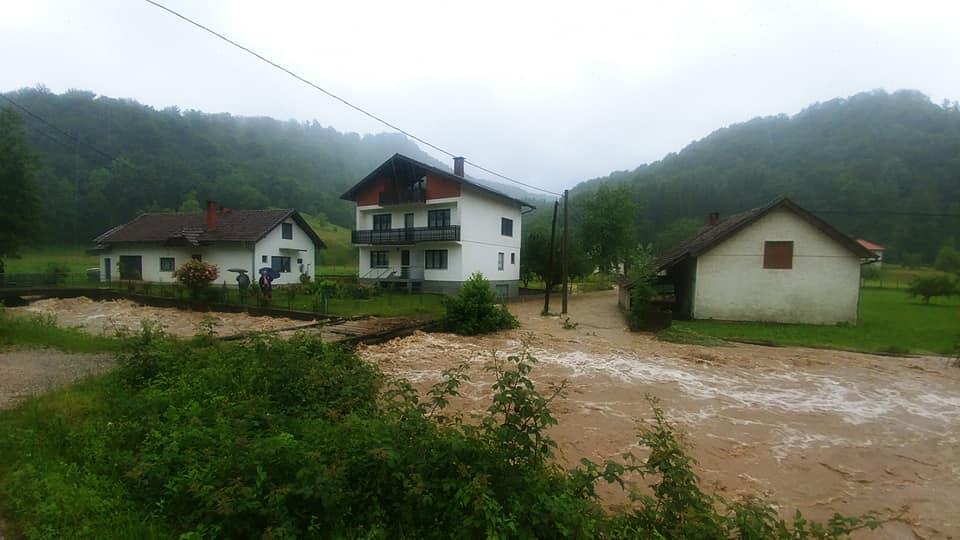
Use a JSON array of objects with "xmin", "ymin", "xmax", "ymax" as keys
[
  {"xmin": 763, "ymin": 241, "xmax": 794, "ymax": 269},
  {"xmin": 370, "ymin": 251, "xmax": 389, "ymax": 268},
  {"xmin": 373, "ymin": 214, "xmax": 392, "ymax": 230},
  {"xmin": 428, "ymin": 209, "xmax": 451, "ymax": 228},
  {"xmin": 425, "ymin": 250, "xmax": 448, "ymax": 269}
]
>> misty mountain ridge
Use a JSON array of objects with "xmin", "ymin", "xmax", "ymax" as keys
[
  {"xmin": 571, "ymin": 89, "xmax": 960, "ymax": 263},
  {"xmin": 4, "ymin": 86, "xmax": 543, "ymax": 245}
]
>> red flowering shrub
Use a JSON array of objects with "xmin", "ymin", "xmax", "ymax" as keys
[{"xmin": 173, "ymin": 259, "xmax": 219, "ymax": 298}]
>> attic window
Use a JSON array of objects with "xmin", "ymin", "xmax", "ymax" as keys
[
  {"xmin": 763, "ymin": 241, "xmax": 794, "ymax": 269},
  {"xmin": 282, "ymin": 223, "xmax": 293, "ymax": 240}
]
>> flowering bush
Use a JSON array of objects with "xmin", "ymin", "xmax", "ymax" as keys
[{"xmin": 173, "ymin": 259, "xmax": 219, "ymax": 298}]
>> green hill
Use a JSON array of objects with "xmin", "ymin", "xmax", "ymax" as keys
[
  {"xmin": 571, "ymin": 89, "xmax": 960, "ymax": 263},
  {"xmin": 4, "ymin": 87, "xmax": 534, "ymax": 247}
]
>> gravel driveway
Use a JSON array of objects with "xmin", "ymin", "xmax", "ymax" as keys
[{"xmin": 0, "ymin": 349, "xmax": 114, "ymax": 410}]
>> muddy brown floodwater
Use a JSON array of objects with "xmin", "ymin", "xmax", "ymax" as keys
[
  {"xmin": 11, "ymin": 297, "xmax": 318, "ymax": 338},
  {"xmin": 360, "ymin": 290, "xmax": 960, "ymax": 539}
]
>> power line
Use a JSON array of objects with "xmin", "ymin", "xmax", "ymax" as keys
[
  {"xmin": 20, "ymin": 120, "xmax": 75, "ymax": 149},
  {"xmin": 142, "ymin": 0, "xmax": 561, "ymax": 197},
  {"xmin": 1, "ymin": 94, "xmax": 117, "ymax": 162}
]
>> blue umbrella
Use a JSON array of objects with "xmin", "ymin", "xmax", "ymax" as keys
[{"xmin": 258, "ymin": 267, "xmax": 281, "ymax": 280}]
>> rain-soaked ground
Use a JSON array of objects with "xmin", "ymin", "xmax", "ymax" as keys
[{"xmin": 360, "ymin": 291, "xmax": 960, "ymax": 539}]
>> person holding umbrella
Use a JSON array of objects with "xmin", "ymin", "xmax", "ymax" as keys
[
  {"xmin": 229, "ymin": 268, "xmax": 250, "ymax": 290},
  {"xmin": 258, "ymin": 267, "xmax": 279, "ymax": 302}
]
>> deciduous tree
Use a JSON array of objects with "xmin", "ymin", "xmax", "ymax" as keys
[
  {"xmin": 0, "ymin": 107, "xmax": 40, "ymax": 272},
  {"xmin": 577, "ymin": 184, "xmax": 637, "ymax": 273}
]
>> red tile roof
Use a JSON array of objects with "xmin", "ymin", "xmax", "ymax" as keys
[{"xmin": 856, "ymin": 239, "xmax": 885, "ymax": 251}]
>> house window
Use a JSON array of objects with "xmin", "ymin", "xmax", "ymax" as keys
[
  {"xmin": 763, "ymin": 241, "xmax": 794, "ymax": 269},
  {"xmin": 370, "ymin": 251, "xmax": 389, "ymax": 268},
  {"xmin": 282, "ymin": 223, "xmax": 293, "ymax": 240},
  {"xmin": 498, "ymin": 252, "xmax": 504, "ymax": 271},
  {"xmin": 271, "ymin": 256, "xmax": 292, "ymax": 273},
  {"xmin": 297, "ymin": 258, "xmax": 303, "ymax": 264},
  {"xmin": 373, "ymin": 214, "xmax": 392, "ymax": 230},
  {"xmin": 159, "ymin": 257, "xmax": 175, "ymax": 272},
  {"xmin": 262, "ymin": 255, "xmax": 268, "ymax": 263},
  {"xmin": 501, "ymin": 218, "xmax": 513, "ymax": 237},
  {"xmin": 428, "ymin": 209, "xmax": 451, "ymax": 228},
  {"xmin": 191, "ymin": 254, "xmax": 202, "ymax": 261},
  {"xmin": 425, "ymin": 249, "xmax": 448, "ymax": 269},
  {"xmin": 511, "ymin": 252, "xmax": 516, "ymax": 265}
]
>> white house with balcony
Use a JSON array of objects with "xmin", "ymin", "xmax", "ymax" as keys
[{"xmin": 341, "ymin": 154, "xmax": 533, "ymax": 296}]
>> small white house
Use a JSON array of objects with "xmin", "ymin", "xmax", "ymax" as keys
[
  {"xmin": 640, "ymin": 197, "xmax": 875, "ymax": 325},
  {"xmin": 341, "ymin": 154, "xmax": 533, "ymax": 296},
  {"xmin": 90, "ymin": 203, "xmax": 325, "ymax": 285}
]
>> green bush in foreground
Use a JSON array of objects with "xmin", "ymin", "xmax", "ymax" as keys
[
  {"xmin": 0, "ymin": 330, "xmax": 879, "ymax": 538},
  {"xmin": 443, "ymin": 272, "xmax": 519, "ymax": 335}
]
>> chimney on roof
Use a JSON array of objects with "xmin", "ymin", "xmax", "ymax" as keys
[
  {"xmin": 707, "ymin": 212, "xmax": 720, "ymax": 226},
  {"xmin": 453, "ymin": 156, "xmax": 465, "ymax": 177},
  {"xmin": 206, "ymin": 200, "xmax": 218, "ymax": 230}
]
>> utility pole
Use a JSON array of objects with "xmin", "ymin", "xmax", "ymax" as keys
[
  {"xmin": 561, "ymin": 189, "xmax": 569, "ymax": 315},
  {"xmin": 543, "ymin": 200, "xmax": 559, "ymax": 315}
]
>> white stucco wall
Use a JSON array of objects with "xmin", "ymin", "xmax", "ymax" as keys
[
  {"xmin": 253, "ymin": 218, "xmax": 316, "ymax": 285},
  {"xmin": 98, "ymin": 218, "xmax": 317, "ymax": 286},
  {"xmin": 99, "ymin": 243, "xmax": 252, "ymax": 285},
  {"xmin": 692, "ymin": 209, "xmax": 862, "ymax": 324},
  {"xmin": 457, "ymin": 186, "xmax": 522, "ymax": 282}
]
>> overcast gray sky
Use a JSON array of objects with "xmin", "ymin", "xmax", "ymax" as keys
[{"xmin": 2, "ymin": 0, "xmax": 959, "ymax": 193}]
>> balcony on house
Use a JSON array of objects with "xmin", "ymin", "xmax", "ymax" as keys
[{"xmin": 351, "ymin": 225, "xmax": 460, "ymax": 245}]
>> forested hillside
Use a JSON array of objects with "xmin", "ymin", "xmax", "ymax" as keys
[
  {"xmin": 5, "ymin": 87, "xmax": 485, "ymax": 245},
  {"xmin": 572, "ymin": 90, "xmax": 960, "ymax": 264}
]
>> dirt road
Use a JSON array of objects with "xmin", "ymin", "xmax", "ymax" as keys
[
  {"xmin": 0, "ymin": 349, "xmax": 114, "ymax": 410},
  {"xmin": 361, "ymin": 290, "xmax": 960, "ymax": 539}
]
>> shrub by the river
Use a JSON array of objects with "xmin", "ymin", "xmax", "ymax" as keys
[{"xmin": 443, "ymin": 272, "xmax": 519, "ymax": 335}]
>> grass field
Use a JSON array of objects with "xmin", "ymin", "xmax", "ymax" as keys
[
  {"xmin": 0, "ymin": 311, "xmax": 120, "ymax": 353},
  {"xmin": 301, "ymin": 215, "xmax": 357, "ymax": 269},
  {"xmin": 3, "ymin": 246, "xmax": 98, "ymax": 274},
  {"xmin": 675, "ymin": 288, "xmax": 960, "ymax": 356},
  {"xmin": 860, "ymin": 264, "xmax": 943, "ymax": 289}
]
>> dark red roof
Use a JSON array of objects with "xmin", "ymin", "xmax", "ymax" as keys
[
  {"xmin": 92, "ymin": 208, "xmax": 325, "ymax": 248},
  {"xmin": 654, "ymin": 197, "xmax": 873, "ymax": 272}
]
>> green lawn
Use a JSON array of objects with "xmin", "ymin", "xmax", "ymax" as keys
[
  {"xmin": 4, "ymin": 245, "xmax": 98, "ymax": 275},
  {"xmin": 674, "ymin": 288, "xmax": 960, "ymax": 356},
  {"xmin": 860, "ymin": 264, "xmax": 942, "ymax": 289},
  {"xmin": 0, "ymin": 311, "xmax": 120, "ymax": 353}
]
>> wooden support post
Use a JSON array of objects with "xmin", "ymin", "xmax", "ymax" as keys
[
  {"xmin": 543, "ymin": 200, "xmax": 559, "ymax": 315},
  {"xmin": 561, "ymin": 189, "xmax": 569, "ymax": 315}
]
